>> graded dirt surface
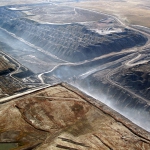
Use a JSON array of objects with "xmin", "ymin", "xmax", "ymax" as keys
[
  {"xmin": 70, "ymin": 0, "xmax": 150, "ymax": 27},
  {"xmin": 18, "ymin": 4, "xmax": 106, "ymax": 24},
  {"xmin": 0, "ymin": 83, "xmax": 150, "ymax": 150}
]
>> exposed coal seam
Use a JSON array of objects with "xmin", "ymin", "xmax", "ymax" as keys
[
  {"xmin": 93, "ymin": 134, "xmax": 113, "ymax": 150},
  {"xmin": 58, "ymin": 137, "xmax": 89, "ymax": 147},
  {"xmin": 61, "ymin": 83, "xmax": 150, "ymax": 142},
  {"xmin": 106, "ymin": 66, "xmax": 150, "ymax": 104}
]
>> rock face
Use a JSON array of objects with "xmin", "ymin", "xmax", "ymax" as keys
[
  {"xmin": 0, "ymin": 56, "xmax": 14, "ymax": 75},
  {"xmin": 112, "ymin": 61, "xmax": 150, "ymax": 100},
  {"xmin": 0, "ymin": 83, "xmax": 150, "ymax": 150},
  {"xmin": 75, "ymin": 68, "xmax": 150, "ymax": 131},
  {"xmin": 0, "ymin": 5, "xmax": 147, "ymax": 64},
  {"xmin": 0, "ymin": 53, "xmax": 29, "ymax": 97}
]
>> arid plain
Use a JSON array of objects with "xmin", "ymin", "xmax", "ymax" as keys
[{"xmin": 70, "ymin": 0, "xmax": 150, "ymax": 27}]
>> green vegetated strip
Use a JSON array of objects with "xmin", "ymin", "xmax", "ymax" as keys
[{"xmin": 0, "ymin": 143, "xmax": 18, "ymax": 150}]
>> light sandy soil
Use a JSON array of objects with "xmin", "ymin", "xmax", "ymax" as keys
[
  {"xmin": 70, "ymin": 0, "xmax": 150, "ymax": 27},
  {"xmin": 0, "ymin": 83, "xmax": 150, "ymax": 149},
  {"xmin": 2, "ymin": 0, "xmax": 150, "ymax": 27}
]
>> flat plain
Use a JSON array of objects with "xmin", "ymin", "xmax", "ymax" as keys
[{"xmin": 70, "ymin": 0, "xmax": 150, "ymax": 27}]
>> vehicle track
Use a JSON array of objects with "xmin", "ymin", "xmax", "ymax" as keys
[
  {"xmin": 74, "ymin": 6, "xmax": 150, "ymax": 105},
  {"xmin": 105, "ymin": 65, "xmax": 150, "ymax": 105},
  {"xmin": 0, "ymin": 51, "xmax": 22, "ymax": 83},
  {"xmin": 1, "ymin": 4, "xmax": 150, "ymax": 107}
]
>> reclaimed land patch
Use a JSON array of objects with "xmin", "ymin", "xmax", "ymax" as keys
[{"xmin": 0, "ymin": 83, "xmax": 150, "ymax": 149}]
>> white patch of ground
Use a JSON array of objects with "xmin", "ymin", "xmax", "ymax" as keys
[{"xmin": 94, "ymin": 27, "xmax": 122, "ymax": 35}]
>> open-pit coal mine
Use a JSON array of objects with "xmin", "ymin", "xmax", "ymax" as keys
[{"xmin": 0, "ymin": 1, "xmax": 150, "ymax": 149}]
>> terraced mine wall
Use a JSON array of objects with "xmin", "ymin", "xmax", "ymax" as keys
[
  {"xmin": 0, "ymin": 6, "xmax": 147, "ymax": 63},
  {"xmin": 0, "ymin": 3, "xmax": 150, "ymax": 133},
  {"xmin": 75, "ymin": 74, "xmax": 150, "ymax": 131},
  {"xmin": 112, "ymin": 61, "xmax": 150, "ymax": 100},
  {"xmin": 44, "ymin": 53, "xmax": 129, "ymax": 80}
]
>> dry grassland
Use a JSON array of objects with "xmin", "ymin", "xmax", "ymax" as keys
[{"xmin": 70, "ymin": 0, "xmax": 150, "ymax": 27}]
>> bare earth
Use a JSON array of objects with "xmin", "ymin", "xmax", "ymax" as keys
[
  {"xmin": 70, "ymin": 0, "xmax": 150, "ymax": 27},
  {"xmin": 0, "ymin": 1, "xmax": 150, "ymax": 149},
  {"xmin": 0, "ymin": 83, "xmax": 150, "ymax": 149}
]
